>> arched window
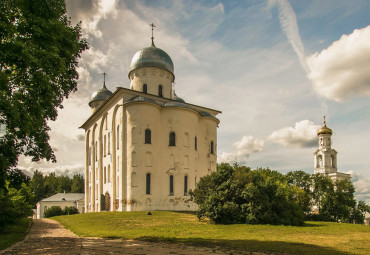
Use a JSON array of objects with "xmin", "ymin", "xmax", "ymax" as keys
[
  {"xmin": 158, "ymin": 85, "xmax": 163, "ymax": 97},
  {"xmin": 169, "ymin": 132, "xmax": 176, "ymax": 146},
  {"xmin": 95, "ymin": 141, "xmax": 97, "ymax": 161},
  {"xmin": 108, "ymin": 133, "xmax": 110, "ymax": 154},
  {"xmin": 104, "ymin": 135, "xmax": 106, "ymax": 156},
  {"xmin": 210, "ymin": 141, "xmax": 214, "ymax": 154},
  {"xmin": 146, "ymin": 173, "xmax": 151, "ymax": 195},
  {"xmin": 88, "ymin": 146, "xmax": 91, "ymax": 165},
  {"xmin": 184, "ymin": 175, "xmax": 188, "ymax": 196},
  {"xmin": 116, "ymin": 176, "xmax": 119, "ymax": 197},
  {"xmin": 194, "ymin": 136, "xmax": 197, "ymax": 150},
  {"xmin": 117, "ymin": 126, "xmax": 120, "ymax": 149},
  {"xmin": 169, "ymin": 175, "xmax": 174, "ymax": 195},
  {"xmin": 143, "ymin": 84, "xmax": 147, "ymax": 94},
  {"xmin": 108, "ymin": 165, "xmax": 110, "ymax": 182},
  {"xmin": 145, "ymin": 129, "xmax": 151, "ymax": 144}
]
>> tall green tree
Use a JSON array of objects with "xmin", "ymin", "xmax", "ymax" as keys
[{"xmin": 0, "ymin": 0, "xmax": 88, "ymax": 189}]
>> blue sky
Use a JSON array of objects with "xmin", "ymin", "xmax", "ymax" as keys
[{"xmin": 18, "ymin": 0, "xmax": 370, "ymax": 203}]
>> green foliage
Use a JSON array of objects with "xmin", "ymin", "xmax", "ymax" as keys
[
  {"xmin": 43, "ymin": 205, "xmax": 79, "ymax": 218},
  {"xmin": 44, "ymin": 206, "xmax": 64, "ymax": 218},
  {"xmin": 0, "ymin": 182, "xmax": 34, "ymax": 228},
  {"xmin": 0, "ymin": 0, "xmax": 88, "ymax": 190},
  {"xmin": 192, "ymin": 163, "xmax": 305, "ymax": 225},
  {"xmin": 30, "ymin": 171, "xmax": 84, "ymax": 203},
  {"xmin": 63, "ymin": 206, "xmax": 79, "ymax": 215},
  {"xmin": 6, "ymin": 168, "xmax": 31, "ymax": 190}
]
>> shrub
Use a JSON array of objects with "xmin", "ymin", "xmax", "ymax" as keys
[
  {"xmin": 63, "ymin": 206, "xmax": 79, "ymax": 215},
  {"xmin": 44, "ymin": 206, "xmax": 63, "ymax": 218}
]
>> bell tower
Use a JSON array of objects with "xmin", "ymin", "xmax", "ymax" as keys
[{"xmin": 314, "ymin": 116, "xmax": 337, "ymax": 175}]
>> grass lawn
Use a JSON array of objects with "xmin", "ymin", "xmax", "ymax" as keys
[
  {"xmin": 0, "ymin": 218, "xmax": 32, "ymax": 250},
  {"xmin": 54, "ymin": 211, "xmax": 370, "ymax": 255}
]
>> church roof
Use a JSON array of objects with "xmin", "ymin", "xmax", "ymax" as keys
[
  {"xmin": 40, "ymin": 193, "xmax": 84, "ymax": 202},
  {"xmin": 89, "ymin": 85, "xmax": 113, "ymax": 107},
  {"xmin": 127, "ymin": 95, "xmax": 159, "ymax": 105},
  {"xmin": 129, "ymin": 45, "xmax": 174, "ymax": 79}
]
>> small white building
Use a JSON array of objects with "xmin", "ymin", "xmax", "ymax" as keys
[
  {"xmin": 36, "ymin": 193, "xmax": 84, "ymax": 219},
  {"xmin": 313, "ymin": 117, "xmax": 350, "ymax": 181}
]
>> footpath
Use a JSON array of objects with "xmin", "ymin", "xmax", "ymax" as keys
[{"xmin": 1, "ymin": 219, "xmax": 270, "ymax": 255}]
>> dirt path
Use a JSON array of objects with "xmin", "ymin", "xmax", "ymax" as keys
[{"xmin": 1, "ymin": 219, "xmax": 270, "ymax": 255}]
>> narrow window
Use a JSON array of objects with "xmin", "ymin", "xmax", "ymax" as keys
[
  {"xmin": 145, "ymin": 129, "xmax": 151, "ymax": 144},
  {"xmin": 169, "ymin": 175, "xmax": 174, "ymax": 195},
  {"xmin": 184, "ymin": 175, "xmax": 188, "ymax": 196},
  {"xmin": 169, "ymin": 132, "xmax": 176, "ymax": 146},
  {"xmin": 210, "ymin": 141, "xmax": 214, "ymax": 154},
  {"xmin": 143, "ymin": 84, "xmax": 147, "ymax": 94},
  {"xmin": 104, "ymin": 167, "xmax": 106, "ymax": 183},
  {"xmin": 104, "ymin": 135, "xmax": 106, "ymax": 156},
  {"xmin": 108, "ymin": 165, "xmax": 110, "ymax": 182},
  {"xmin": 117, "ymin": 176, "xmax": 119, "ymax": 197},
  {"xmin": 88, "ymin": 147, "xmax": 91, "ymax": 165},
  {"xmin": 194, "ymin": 136, "xmax": 197, "ymax": 150},
  {"xmin": 95, "ymin": 141, "xmax": 98, "ymax": 161},
  {"xmin": 108, "ymin": 133, "xmax": 110, "ymax": 155},
  {"xmin": 146, "ymin": 173, "xmax": 151, "ymax": 195},
  {"xmin": 117, "ymin": 126, "xmax": 120, "ymax": 149},
  {"xmin": 158, "ymin": 85, "xmax": 163, "ymax": 97}
]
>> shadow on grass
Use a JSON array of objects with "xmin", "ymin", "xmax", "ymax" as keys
[{"xmin": 136, "ymin": 236, "xmax": 351, "ymax": 255}]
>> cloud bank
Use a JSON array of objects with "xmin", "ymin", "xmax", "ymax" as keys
[
  {"xmin": 218, "ymin": 136, "xmax": 264, "ymax": 164},
  {"xmin": 307, "ymin": 25, "xmax": 370, "ymax": 102},
  {"xmin": 268, "ymin": 120, "xmax": 319, "ymax": 148}
]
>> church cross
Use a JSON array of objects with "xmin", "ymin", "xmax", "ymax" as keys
[
  {"xmin": 103, "ymin": 72, "xmax": 107, "ymax": 88},
  {"xmin": 150, "ymin": 23, "xmax": 156, "ymax": 46},
  {"xmin": 323, "ymin": 115, "xmax": 326, "ymax": 125}
]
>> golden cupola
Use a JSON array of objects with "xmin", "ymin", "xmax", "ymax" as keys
[{"xmin": 317, "ymin": 116, "xmax": 333, "ymax": 136}]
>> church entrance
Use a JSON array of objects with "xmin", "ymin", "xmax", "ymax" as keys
[{"xmin": 105, "ymin": 192, "xmax": 111, "ymax": 211}]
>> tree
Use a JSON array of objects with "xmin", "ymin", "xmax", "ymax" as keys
[
  {"xmin": 192, "ymin": 163, "xmax": 305, "ymax": 226},
  {"xmin": 0, "ymin": 0, "xmax": 88, "ymax": 190},
  {"xmin": 350, "ymin": 201, "xmax": 370, "ymax": 224},
  {"xmin": 6, "ymin": 168, "xmax": 31, "ymax": 189},
  {"xmin": 71, "ymin": 174, "xmax": 84, "ymax": 193}
]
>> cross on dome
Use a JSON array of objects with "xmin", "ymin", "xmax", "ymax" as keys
[
  {"xmin": 150, "ymin": 23, "xmax": 156, "ymax": 46},
  {"xmin": 103, "ymin": 72, "xmax": 107, "ymax": 88}
]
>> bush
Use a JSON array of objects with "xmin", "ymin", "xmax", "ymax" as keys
[
  {"xmin": 63, "ymin": 206, "xmax": 79, "ymax": 215},
  {"xmin": 44, "ymin": 206, "xmax": 63, "ymax": 218}
]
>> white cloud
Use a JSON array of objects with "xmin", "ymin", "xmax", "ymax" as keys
[
  {"xmin": 307, "ymin": 25, "xmax": 370, "ymax": 102},
  {"xmin": 273, "ymin": 0, "xmax": 308, "ymax": 73},
  {"xmin": 268, "ymin": 120, "xmax": 320, "ymax": 148},
  {"xmin": 349, "ymin": 171, "xmax": 370, "ymax": 205},
  {"xmin": 218, "ymin": 136, "xmax": 264, "ymax": 164},
  {"xmin": 66, "ymin": 0, "xmax": 118, "ymax": 38}
]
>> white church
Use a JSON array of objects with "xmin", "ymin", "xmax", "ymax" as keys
[
  {"xmin": 313, "ymin": 117, "xmax": 350, "ymax": 180},
  {"xmin": 81, "ymin": 34, "xmax": 220, "ymax": 213}
]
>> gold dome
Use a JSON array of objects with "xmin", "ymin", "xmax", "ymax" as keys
[{"xmin": 317, "ymin": 116, "xmax": 332, "ymax": 135}]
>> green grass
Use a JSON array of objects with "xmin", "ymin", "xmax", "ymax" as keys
[
  {"xmin": 0, "ymin": 218, "xmax": 32, "ymax": 250},
  {"xmin": 54, "ymin": 211, "xmax": 370, "ymax": 255}
]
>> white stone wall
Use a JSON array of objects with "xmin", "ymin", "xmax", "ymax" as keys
[{"xmin": 84, "ymin": 93, "xmax": 218, "ymax": 213}]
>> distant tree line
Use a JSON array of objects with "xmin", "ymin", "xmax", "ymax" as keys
[
  {"xmin": 0, "ymin": 168, "xmax": 84, "ymax": 229},
  {"xmin": 30, "ymin": 170, "xmax": 84, "ymax": 204},
  {"xmin": 191, "ymin": 163, "xmax": 370, "ymax": 226}
]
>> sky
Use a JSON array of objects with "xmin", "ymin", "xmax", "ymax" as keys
[{"xmin": 18, "ymin": 0, "xmax": 370, "ymax": 204}]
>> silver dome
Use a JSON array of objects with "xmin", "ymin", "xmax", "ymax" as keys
[
  {"xmin": 89, "ymin": 85, "xmax": 113, "ymax": 107},
  {"xmin": 129, "ymin": 46, "xmax": 174, "ymax": 77}
]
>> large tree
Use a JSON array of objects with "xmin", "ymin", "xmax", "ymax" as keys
[{"xmin": 0, "ymin": 0, "xmax": 88, "ymax": 189}]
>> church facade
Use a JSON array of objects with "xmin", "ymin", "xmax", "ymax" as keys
[
  {"xmin": 81, "ymin": 40, "xmax": 220, "ymax": 213},
  {"xmin": 313, "ymin": 117, "xmax": 350, "ymax": 180}
]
